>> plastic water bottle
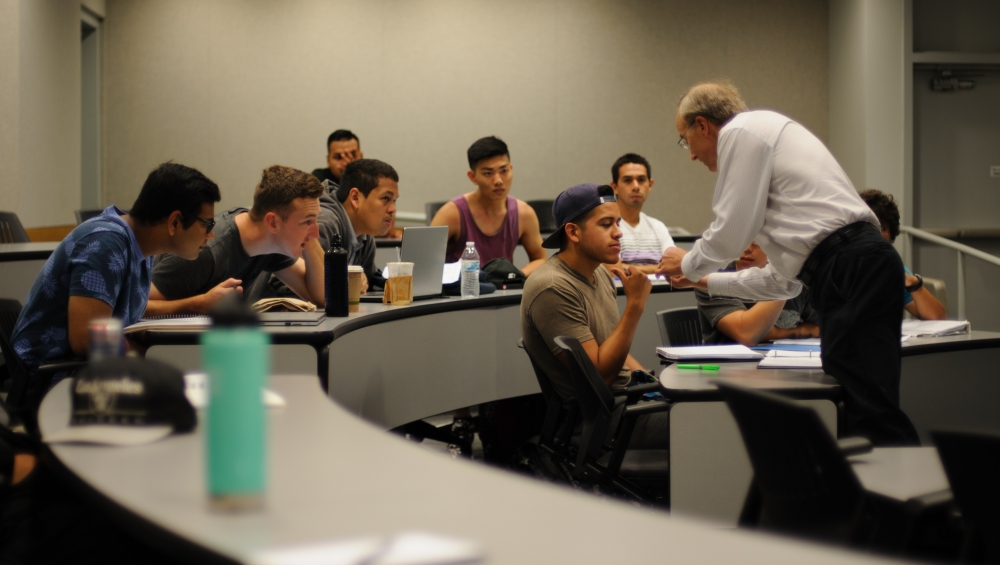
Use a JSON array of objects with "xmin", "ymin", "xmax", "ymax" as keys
[{"xmin": 460, "ymin": 241, "xmax": 480, "ymax": 299}]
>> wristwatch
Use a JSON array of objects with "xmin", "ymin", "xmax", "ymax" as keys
[{"xmin": 906, "ymin": 273, "xmax": 923, "ymax": 292}]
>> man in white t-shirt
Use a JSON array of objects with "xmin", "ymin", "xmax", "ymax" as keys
[{"xmin": 606, "ymin": 153, "xmax": 674, "ymax": 274}]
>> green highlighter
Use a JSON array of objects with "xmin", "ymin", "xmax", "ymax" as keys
[{"xmin": 676, "ymin": 364, "xmax": 721, "ymax": 371}]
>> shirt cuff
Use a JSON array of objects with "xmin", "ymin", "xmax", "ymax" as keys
[
  {"xmin": 680, "ymin": 252, "xmax": 700, "ymax": 281},
  {"xmin": 706, "ymin": 272, "xmax": 736, "ymax": 298}
]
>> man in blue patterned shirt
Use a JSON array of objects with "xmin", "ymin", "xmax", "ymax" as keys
[{"xmin": 10, "ymin": 163, "xmax": 221, "ymax": 394}]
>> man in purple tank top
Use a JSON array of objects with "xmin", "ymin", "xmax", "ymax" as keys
[{"xmin": 431, "ymin": 136, "xmax": 547, "ymax": 277}]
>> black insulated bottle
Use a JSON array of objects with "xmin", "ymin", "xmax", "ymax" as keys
[{"xmin": 325, "ymin": 234, "xmax": 349, "ymax": 317}]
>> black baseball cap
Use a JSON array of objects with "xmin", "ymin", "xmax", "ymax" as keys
[
  {"xmin": 44, "ymin": 357, "xmax": 196, "ymax": 446},
  {"xmin": 541, "ymin": 183, "xmax": 618, "ymax": 249}
]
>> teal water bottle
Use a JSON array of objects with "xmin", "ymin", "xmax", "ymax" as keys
[{"xmin": 201, "ymin": 295, "xmax": 269, "ymax": 511}]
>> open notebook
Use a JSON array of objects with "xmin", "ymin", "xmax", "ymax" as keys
[
  {"xmin": 657, "ymin": 344, "xmax": 764, "ymax": 361},
  {"xmin": 757, "ymin": 350, "xmax": 823, "ymax": 369}
]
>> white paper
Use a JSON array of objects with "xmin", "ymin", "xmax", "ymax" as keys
[
  {"xmin": 657, "ymin": 345, "xmax": 764, "ymax": 361},
  {"xmin": 901, "ymin": 319, "xmax": 970, "ymax": 337},
  {"xmin": 442, "ymin": 261, "xmax": 461, "ymax": 284},
  {"xmin": 184, "ymin": 373, "xmax": 286, "ymax": 409},
  {"xmin": 249, "ymin": 532, "xmax": 482, "ymax": 565},
  {"xmin": 772, "ymin": 338, "xmax": 821, "ymax": 345}
]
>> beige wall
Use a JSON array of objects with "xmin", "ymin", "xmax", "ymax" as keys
[
  {"xmin": 18, "ymin": 0, "xmax": 82, "ymax": 228},
  {"xmin": 0, "ymin": 0, "xmax": 20, "ymax": 215},
  {"xmin": 103, "ymin": 0, "xmax": 829, "ymax": 234}
]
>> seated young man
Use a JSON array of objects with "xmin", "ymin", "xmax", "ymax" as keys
[
  {"xmin": 606, "ymin": 153, "xmax": 674, "ymax": 274},
  {"xmin": 521, "ymin": 183, "xmax": 666, "ymax": 448},
  {"xmin": 10, "ymin": 163, "xmax": 221, "ymax": 392},
  {"xmin": 266, "ymin": 159, "xmax": 400, "ymax": 297},
  {"xmin": 431, "ymin": 136, "xmax": 547, "ymax": 276},
  {"xmin": 148, "ymin": 165, "xmax": 326, "ymax": 314},
  {"xmin": 860, "ymin": 189, "xmax": 947, "ymax": 320},
  {"xmin": 311, "ymin": 129, "xmax": 363, "ymax": 189},
  {"xmin": 696, "ymin": 242, "xmax": 820, "ymax": 346}
]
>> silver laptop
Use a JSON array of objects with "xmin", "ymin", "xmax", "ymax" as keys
[{"xmin": 364, "ymin": 226, "xmax": 449, "ymax": 301}]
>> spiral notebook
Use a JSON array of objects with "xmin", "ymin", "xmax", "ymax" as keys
[{"xmin": 756, "ymin": 350, "xmax": 823, "ymax": 369}]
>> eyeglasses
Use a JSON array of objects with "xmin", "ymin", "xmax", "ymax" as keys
[
  {"xmin": 678, "ymin": 120, "xmax": 696, "ymax": 150},
  {"xmin": 187, "ymin": 215, "xmax": 216, "ymax": 234}
]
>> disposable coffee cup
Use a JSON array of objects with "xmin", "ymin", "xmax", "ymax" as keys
[
  {"xmin": 348, "ymin": 266, "xmax": 364, "ymax": 313},
  {"xmin": 383, "ymin": 262, "xmax": 414, "ymax": 306}
]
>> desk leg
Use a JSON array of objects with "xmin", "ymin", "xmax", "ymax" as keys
[{"xmin": 316, "ymin": 344, "xmax": 330, "ymax": 394}]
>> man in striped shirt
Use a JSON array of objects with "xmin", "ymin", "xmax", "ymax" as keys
[
  {"xmin": 606, "ymin": 153, "xmax": 675, "ymax": 274},
  {"xmin": 657, "ymin": 82, "xmax": 919, "ymax": 446}
]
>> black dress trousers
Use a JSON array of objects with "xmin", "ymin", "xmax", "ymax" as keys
[{"xmin": 809, "ymin": 228, "xmax": 920, "ymax": 447}]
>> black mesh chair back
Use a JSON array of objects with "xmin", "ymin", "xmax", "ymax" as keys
[
  {"xmin": 526, "ymin": 200, "xmax": 557, "ymax": 233},
  {"xmin": 75, "ymin": 209, "xmax": 103, "ymax": 224},
  {"xmin": 424, "ymin": 201, "xmax": 448, "ymax": 225},
  {"xmin": 0, "ymin": 299, "xmax": 30, "ymax": 408},
  {"xmin": 553, "ymin": 336, "xmax": 617, "ymax": 470},
  {"xmin": 517, "ymin": 338, "xmax": 577, "ymax": 449},
  {"xmin": 717, "ymin": 382, "xmax": 868, "ymax": 542},
  {"xmin": 656, "ymin": 307, "xmax": 701, "ymax": 346},
  {"xmin": 0, "ymin": 212, "xmax": 30, "ymax": 243},
  {"xmin": 931, "ymin": 430, "xmax": 1000, "ymax": 562}
]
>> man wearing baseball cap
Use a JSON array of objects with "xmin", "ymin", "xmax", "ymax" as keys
[{"xmin": 520, "ymin": 183, "xmax": 667, "ymax": 448}]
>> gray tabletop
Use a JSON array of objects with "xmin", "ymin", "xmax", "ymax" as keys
[{"xmin": 39, "ymin": 375, "xmax": 898, "ymax": 564}]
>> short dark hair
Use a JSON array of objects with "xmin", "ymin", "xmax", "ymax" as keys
[
  {"xmin": 611, "ymin": 153, "xmax": 651, "ymax": 183},
  {"xmin": 129, "ymin": 162, "xmax": 221, "ymax": 227},
  {"xmin": 467, "ymin": 136, "xmax": 509, "ymax": 170},
  {"xmin": 327, "ymin": 129, "xmax": 360, "ymax": 151},
  {"xmin": 337, "ymin": 159, "xmax": 399, "ymax": 203},
  {"xmin": 859, "ymin": 189, "xmax": 900, "ymax": 242},
  {"xmin": 249, "ymin": 165, "xmax": 325, "ymax": 221}
]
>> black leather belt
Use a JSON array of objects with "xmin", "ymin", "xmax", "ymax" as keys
[{"xmin": 797, "ymin": 221, "xmax": 879, "ymax": 288}]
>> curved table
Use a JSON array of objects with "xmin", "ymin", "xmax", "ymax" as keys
[{"xmin": 39, "ymin": 374, "xmax": 895, "ymax": 564}]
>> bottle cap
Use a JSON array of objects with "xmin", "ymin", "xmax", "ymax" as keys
[
  {"xmin": 466, "ymin": 241, "xmax": 474, "ymax": 246},
  {"xmin": 329, "ymin": 234, "xmax": 344, "ymax": 252},
  {"xmin": 209, "ymin": 293, "xmax": 259, "ymax": 327}
]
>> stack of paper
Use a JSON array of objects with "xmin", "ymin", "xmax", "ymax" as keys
[
  {"xmin": 657, "ymin": 344, "xmax": 764, "ymax": 361},
  {"xmin": 757, "ymin": 350, "xmax": 823, "ymax": 369},
  {"xmin": 901, "ymin": 319, "xmax": 970, "ymax": 337},
  {"xmin": 124, "ymin": 316, "xmax": 212, "ymax": 333},
  {"xmin": 252, "ymin": 297, "xmax": 317, "ymax": 313}
]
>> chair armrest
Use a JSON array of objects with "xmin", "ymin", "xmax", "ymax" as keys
[
  {"xmin": 36, "ymin": 360, "xmax": 86, "ymax": 377},
  {"xmin": 606, "ymin": 401, "xmax": 673, "ymax": 475},
  {"xmin": 612, "ymin": 383, "xmax": 661, "ymax": 405},
  {"xmin": 838, "ymin": 436, "xmax": 873, "ymax": 456}
]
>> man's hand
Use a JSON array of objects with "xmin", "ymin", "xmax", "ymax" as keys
[
  {"xmin": 656, "ymin": 246, "xmax": 687, "ymax": 278},
  {"xmin": 610, "ymin": 266, "xmax": 651, "ymax": 306},
  {"xmin": 669, "ymin": 275, "xmax": 708, "ymax": 290},
  {"xmin": 360, "ymin": 272, "xmax": 369, "ymax": 294},
  {"xmin": 203, "ymin": 278, "xmax": 243, "ymax": 309}
]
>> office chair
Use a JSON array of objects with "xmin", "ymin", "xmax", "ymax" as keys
[
  {"xmin": 74, "ymin": 209, "xmax": 103, "ymax": 224},
  {"xmin": 553, "ymin": 336, "xmax": 670, "ymax": 507},
  {"xmin": 719, "ymin": 382, "xmax": 953, "ymax": 553},
  {"xmin": 656, "ymin": 307, "xmax": 701, "ymax": 346},
  {"xmin": 931, "ymin": 430, "xmax": 1000, "ymax": 562},
  {"xmin": 526, "ymin": 200, "xmax": 556, "ymax": 233},
  {"xmin": 0, "ymin": 212, "xmax": 30, "ymax": 243},
  {"xmin": 0, "ymin": 299, "xmax": 85, "ymax": 436},
  {"xmin": 424, "ymin": 202, "xmax": 448, "ymax": 226},
  {"xmin": 516, "ymin": 338, "xmax": 577, "ymax": 452}
]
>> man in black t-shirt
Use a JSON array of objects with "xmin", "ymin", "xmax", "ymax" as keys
[
  {"xmin": 148, "ymin": 165, "xmax": 327, "ymax": 315},
  {"xmin": 312, "ymin": 129, "xmax": 363, "ymax": 189}
]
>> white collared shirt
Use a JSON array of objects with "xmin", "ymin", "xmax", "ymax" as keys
[{"xmin": 680, "ymin": 110, "xmax": 879, "ymax": 302}]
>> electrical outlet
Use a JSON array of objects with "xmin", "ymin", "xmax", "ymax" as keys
[{"xmin": 992, "ymin": 166, "xmax": 1000, "ymax": 178}]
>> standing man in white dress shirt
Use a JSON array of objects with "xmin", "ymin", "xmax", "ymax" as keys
[
  {"xmin": 606, "ymin": 153, "xmax": 675, "ymax": 274},
  {"xmin": 657, "ymin": 82, "xmax": 919, "ymax": 446}
]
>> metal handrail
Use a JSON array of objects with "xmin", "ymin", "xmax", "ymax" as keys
[{"xmin": 900, "ymin": 225, "xmax": 1000, "ymax": 319}]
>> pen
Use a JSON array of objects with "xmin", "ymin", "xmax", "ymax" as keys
[{"xmin": 676, "ymin": 364, "xmax": 720, "ymax": 371}]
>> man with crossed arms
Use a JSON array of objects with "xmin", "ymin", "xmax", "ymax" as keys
[{"xmin": 659, "ymin": 82, "xmax": 918, "ymax": 446}]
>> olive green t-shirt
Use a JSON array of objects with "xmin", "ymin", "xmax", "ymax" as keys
[{"xmin": 520, "ymin": 255, "xmax": 630, "ymax": 402}]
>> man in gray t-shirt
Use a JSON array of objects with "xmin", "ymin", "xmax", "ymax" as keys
[
  {"xmin": 695, "ymin": 242, "xmax": 819, "ymax": 345},
  {"xmin": 147, "ymin": 165, "xmax": 327, "ymax": 316},
  {"xmin": 521, "ymin": 184, "xmax": 650, "ymax": 403},
  {"xmin": 154, "ymin": 207, "xmax": 296, "ymax": 300}
]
